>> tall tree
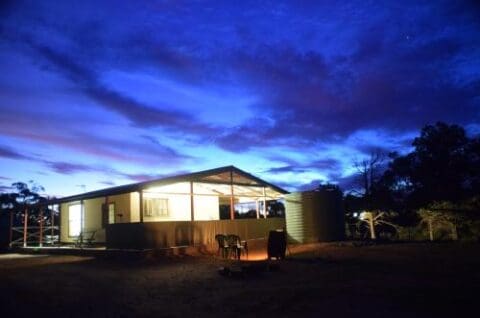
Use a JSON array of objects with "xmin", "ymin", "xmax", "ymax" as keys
[
  {"xmin": 381, "ymin": 122, "xmax": 480, "ymax": 210},
  {"xmin": 0, "ymin": 181, "xmax": 48, "ymax": 226},
  {"xmin": 352, "ymin": 150, "xmax": 387, "ymax": 211}
]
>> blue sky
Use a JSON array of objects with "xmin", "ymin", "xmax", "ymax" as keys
[{"xmin": 0, "ymin": 0, "xmax": 479, "ymax": 196}]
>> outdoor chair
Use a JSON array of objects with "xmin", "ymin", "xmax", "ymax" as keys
[
  {"xmin": 215, "ymin": 234, "xmax": 230, "ymax": 258},
  {"xmin": 226, "ymin": 234, "xmax": 248, "ymax": 260},
  {"xmin": 75, "ymin": 230, "xmax": 96, "ymax": 248}
]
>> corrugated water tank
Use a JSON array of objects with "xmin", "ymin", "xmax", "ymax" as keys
[{"xmin": 285, "ymin": 190, "xmax": 344, "ymax": 243}]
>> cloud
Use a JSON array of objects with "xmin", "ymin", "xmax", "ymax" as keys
[
  {"xmin": 116, "ymin": 169, "xmax": 191, "ymax": 183},
  {"xmin": 264, "ymin": 158, "xmax": 342, "ymax": 175},
  {"xmin": 206, "ymin": 5, "xmax": 479, "ymax": 153},
  {"xmin": 264, "ymin": 165, "xmax": 307, "ymax": 174},
  {"xmin": 6, "ymin": 2, "xmax": 479, "ymax": 154},
  {"xmin": 42, "ymin": 159, "xmax": 174, "ymax": 183},
  {"xmin": 43, "ymin": 161, "xmax": 95, "ymax": 175},
  {"xmin": 353, "ymin": 145, "xmax": 393, "ymax": 157},
  {"xmin": 0, "ymin": 145, "xmax": 32, "ymax": 160},
  {"xmin": 335, "ymin": 174, "xmax": 361, "ymax": 194},
  {"xmin": 0, "ymin": 112, "xmax": 192, "ymax": 165},
  {"xmin": 218, "ymin": 36, "xmax": 478, "ymax": 151},
  {"xmin": 99, "ymin": 181, "xmax": 115, "ymax": 186},
  {"xmin": 0, "ymin": 185, "xmax": 13, "ymax": 192},
  {"xmin": 0, "ymin": 149, "xmax": 106, "ymax": 177},
  {"xmin": 41, "ymin": 158, "xmax": 193, "ymax": 185},
  {"xmin": 19, "ymin": 39, "xmax": 221, "ymax": 138},
  {"xmin": 0, "ymin": 1, "xmax": 479, "ymax": 194},
  {"xmin": 118, "ymin": 172, "xmax": 165, "ymax": 183},
  {"xmin": 0, "ymin": 141, "xmax": 186, "ymax": 183}
]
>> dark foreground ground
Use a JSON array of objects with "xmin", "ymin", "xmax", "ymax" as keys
[{"xmin": 0, "ymin": 243, "xmax": 479, "ymax": 318}]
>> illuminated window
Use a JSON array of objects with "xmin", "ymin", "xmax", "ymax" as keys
[
  {"xmin": 143, "ymin": 198, "xmax": 169, "ymax": 217},
  {"xmin": 108, "ymin": 203, "xmax": 115, "ymax": 224},
  {"xmin": 68, "ymin": 204, "xmax": 82, "ymax": 236}
]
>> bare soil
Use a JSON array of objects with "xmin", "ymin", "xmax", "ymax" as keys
[{"xmin": 1, "ymin": 242, "xmax": 479, "ymax": 318}]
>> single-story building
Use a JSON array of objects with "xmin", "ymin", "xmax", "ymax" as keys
[{"xmin": 53, "ymin": 166, "xmax": 288, "ymax": 249}]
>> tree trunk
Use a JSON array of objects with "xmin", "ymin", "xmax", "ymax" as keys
[
  {"xmin": 9, "ymin": 211, "xmax": 13, "ymax": 248},
  {"xmin": 428, "ymin": 219, "xmax": 434, "ymax": 241},
  {"xmin": 451, "ymin": 223, "xmax": 458, "ymax": 241},
  {"xmin": 23, "ymin": 206, "xmax": 28, "ymax": 248},
  {"xmin": 363, "ymin": 164, "xmax": 369, "ymax": 198},
  {"xmin": 369, "ymin": 217, "xmax": 376, "ymax": 240}
]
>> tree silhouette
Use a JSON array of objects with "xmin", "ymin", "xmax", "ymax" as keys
[
  {"xmin": 381, "ymin": 122, "xmax": 480, "ymax": 210},
  {"xmin": 346, "ymin": 122, "xmax": 480, "ymax": 240},
  {"xmin": 0, "ymin": 181, "xmax": 54, "ymax": 233},
  {"xmin": 353, "ymin": 151, "xmax": 385, "ymax": 200},
  {"xmin": 418, "ymin": 200, "xmax": 478, "ymax": 241}
]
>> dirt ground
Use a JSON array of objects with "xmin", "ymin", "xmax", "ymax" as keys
[{"xmin": 0, "ymin": 242, "xmax": 479, "ymax": 318}]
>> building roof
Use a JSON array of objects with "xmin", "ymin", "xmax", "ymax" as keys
[{"xmin": 50, "ymin": 165, "xmax": 288, "ymax": 204}]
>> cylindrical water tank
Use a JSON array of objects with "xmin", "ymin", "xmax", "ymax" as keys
[{"xmin": 285, "ymin": 190, "xmax": 344, "ymax": 243}]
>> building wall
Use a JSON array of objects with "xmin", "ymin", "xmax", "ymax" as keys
[
  {"xmin": 84, "ymin": 197, "xmax": 105, "ymax": 242},
  {"xmin": 130, "ymin": 192, "xmax": 140, "ymax": 223},
  {"xmin": 60, "ymin": 192, "xmax": 133, "ymax": 244},
  {"xmin": 60, "ymin": 198, "xmax": 105, "ymax": 243},
  {"xmin": 106, "ymin": 218, "xmax": 286, "ymax": 249},
  {"xmin": 59, "ymin": 188, "xmax": 277, "ymax": 245},
  {"xmin": 109, "ymin": 193, "xmax": 131, "ymax": 224}
]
